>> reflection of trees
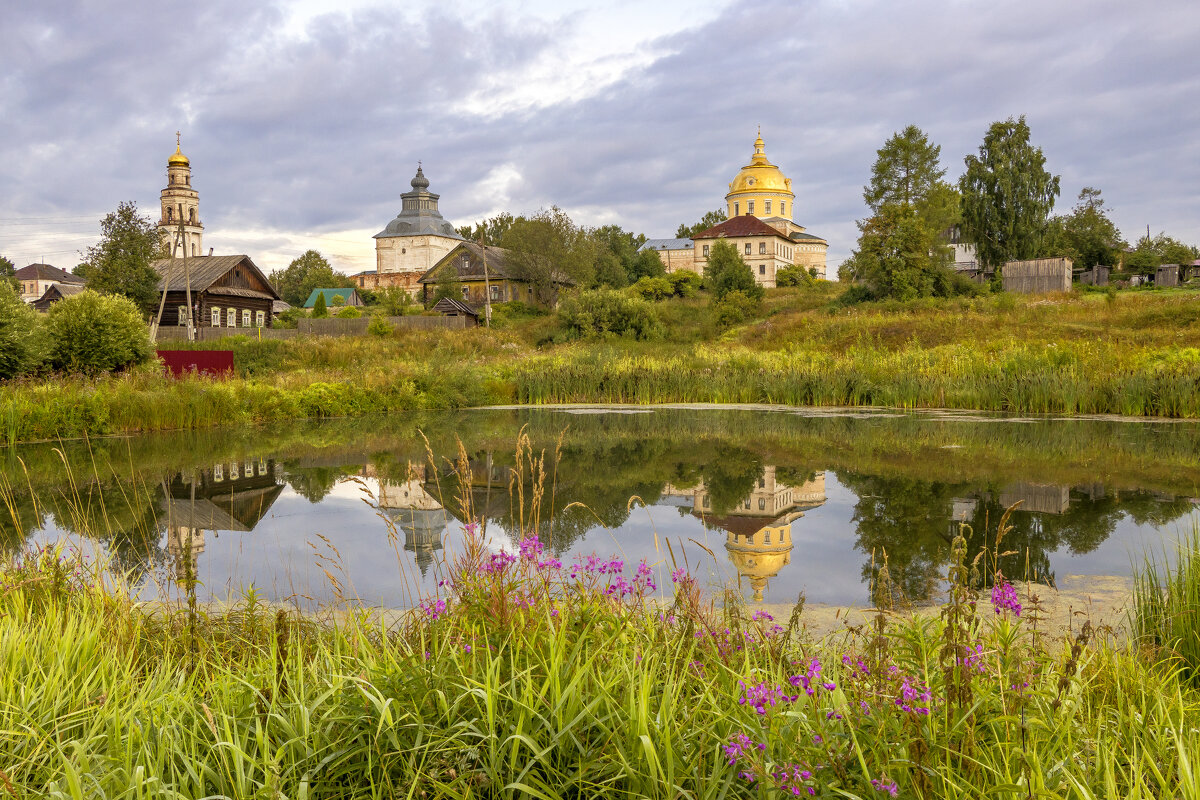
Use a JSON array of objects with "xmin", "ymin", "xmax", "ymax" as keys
[
  {"xmin": 698, "ymin": 444, "xmax": 764, "ymax": 515},
  {"xmin": 283, "ymin": 464, "xmax": 358, "ymax": 504}
]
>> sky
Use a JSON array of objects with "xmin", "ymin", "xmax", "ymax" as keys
[{"xmin": 2, "ymin": 0, "xmax": 1198, "ymax": 276}]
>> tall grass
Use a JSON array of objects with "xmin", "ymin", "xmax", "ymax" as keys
[
  {"xmin": 1131, "ymin": 522, "xmax": 1200, "ymax": 685},
  {"xmin": 3, "ymin": 510, "xmax": 1200, "ymax": 796}
]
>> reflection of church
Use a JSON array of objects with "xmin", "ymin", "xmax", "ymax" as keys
[
  {"xmin": 376, "ymin": 463, "xmax": 450, "ymax": 576},
  {"xmin": 162, "ymin": 458, "xmax": 282, "ymax": 578},
  {"xmin": 663, "ymin": 468, "xmax": 826, "ymax": 601}
]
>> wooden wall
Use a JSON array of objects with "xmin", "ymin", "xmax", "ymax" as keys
[{"xmin": 1001, "ymin": 258, "xmax": 1073, "ymax": 294}]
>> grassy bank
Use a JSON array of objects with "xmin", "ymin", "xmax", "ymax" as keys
[
  {"xmin": 3, "ymin": 516, "xmax": 1200, "ymax": 797},
  {"xmin": 3, "ymin": 286, "xmax": 1200, "ymax": 443}
]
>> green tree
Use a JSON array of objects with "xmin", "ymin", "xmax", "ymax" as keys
[
  {"xmin": 76, "ymin": 201, "xmax": 168, "ymax": 311},
  {"xmin": 703, "ymin": 239, "xmax": 763, "ymax": 301},
  {"xmin": 1040, "ymin": 188, "xmax": 1125, "ymax": 268},
  {"xmin": 376, "ymin": 286, "xmax": 413, "ymax": 316},
  {"xmin": 840, "ymin": 204, "xmax": 956, "ymax": 300},
  {"xmin": 457, "ymin": 212, "xmax": 519, "ymax": 246},
  {"xmin": 864, "ymin": 125, "xmax": 959, "ymax": 226},
  {"xmin": 0, "ymin": 281, "xmax": 45, "ymax": 378},
  {"xmin": 311, "ymin": 291, "xmax": 328, "ymax": 318},
  {"xmin": 0, "ymin": 255, "xmax": 17, "ymax": 293},
  {"xmin": 1150, "ymin": 233, "xmax": 1198, "ymax": 267},
  {"xmin": 430, "ymin": 264, "xmax": 464, "ymax": 305},
  {"xmin": 268, "ymin": 250, "xmax": 351, "ymax": 307},
  {"xmin": 628, "ymin": 248, "xmax": 667, "ymax": 281},
  {"xmin": 44, "ymin": 290, "xmax": 153, "ymax": 374},
  {"xmin": 588, "ymin": 224, "xmax": 648, "ymax": 288},
  {"xmin": 959, "ymin": 116, "xmax": 1061, "ymax": 277},
  {"xmin": 501, "ymin": 207, "xmax": 597, "ymax": 305},
  {"xmin": 676, "ymin": 209, "xmax": 728, "ymax": 238}
]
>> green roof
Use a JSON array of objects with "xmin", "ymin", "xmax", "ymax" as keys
[{"xmin": 303, "ymin": 288, "xmax": 357, "ymax": 308}]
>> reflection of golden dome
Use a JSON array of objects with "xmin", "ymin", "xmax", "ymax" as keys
[
  {"xmin": 726, "ymin": 134, "xmax": 792, "ymax": 197},
  {"xmin": 724, "ymin": 519, "xmax": 795, "ymax": 602}
]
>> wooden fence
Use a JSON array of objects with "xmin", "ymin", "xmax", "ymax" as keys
[{"xmin": 1001, "ymin": 257, "xmax": 1073, "ymax": 294}]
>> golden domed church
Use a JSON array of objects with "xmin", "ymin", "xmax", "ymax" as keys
[{"xmin": 642, "ymin": 132, "xmax": 829, "ymax": 281}]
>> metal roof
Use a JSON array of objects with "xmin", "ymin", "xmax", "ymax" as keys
[
  {"xmin": 303, "ymin": 287, "xmax": 359, "ymax": 308},
  {"xmin": 15, "ymin": 263, "xmax": 83, "ymax": 282},
  {"xmin": 639, "ymin": 238, "xmax": 694, "ymax": 251}
]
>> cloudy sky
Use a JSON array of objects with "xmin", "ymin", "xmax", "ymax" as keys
[{"xmin": 2, "ymin": 0, "xmax": 1197, "ymax": 275}]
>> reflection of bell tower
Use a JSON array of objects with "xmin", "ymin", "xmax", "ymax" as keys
[
  {"xmin": 724, "ymin": 514, "xmax": 798, "ymax": 602},
  {"xmin": 159, "ymin": 132, "xmax": 204, "ymax": 257},
  {"xmin": 167, "ymin": 526, "xmax": 206, "ymax": 581}
]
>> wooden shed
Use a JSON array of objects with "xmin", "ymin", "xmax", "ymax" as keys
[
  {"xmin": 1001, "ymin": 257, "xmax": 1073, "ymax": 294},
  {"xmin": 431, "ymin": 297, "xmax": 480, "ymax": 324},
  {"xmin": 31, "ymin": 282, "xmax": 86, "ymax": 311},
  {"xmin": 151, "ymin": 255, "xmax": 281, "ymax": 329}
]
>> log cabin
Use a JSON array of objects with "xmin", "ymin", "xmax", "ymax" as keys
[{"xmin": 151, "ymin": 254, "xmax": 281, "ymax": 329}]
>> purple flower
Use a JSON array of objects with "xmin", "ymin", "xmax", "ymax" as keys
[
  {"xmin": 991, "ymin": 578, "xmax": 1022, "ymax": 617},
  {"xmin": 671, "ymin": 567, "xmax": 688, "ymax": 583},
  {"xmin": 463, "ymin": 644, "xmax": 472, "ymax": 653},
  {"xmin": 752, "ymin": 610, "xmax": 774, "ymax": 622},
  {"xmin": 419, "ymin": 598, "xmax": 447, "ymax": 620},
  {"xmin": 872, "ymin": 778, "xmax": 899, "ymax": 797},
  {"xmin": 723, "ymin": 732, "xmax": 760, "ymax": 765}
]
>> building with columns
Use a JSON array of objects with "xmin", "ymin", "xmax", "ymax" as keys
[
  {"xmin": 364, "ymin": 165, "xmax": 465, "ymax": 292},
  {"xmin": 640, "ymin": 133, "xmax": 829, "ymax": 282},
  {"xmin": 158, "ymin": 133, "xmax": 204, "ymax": 258}
]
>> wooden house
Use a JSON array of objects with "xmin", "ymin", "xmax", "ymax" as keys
[
  {"xmin": 31, "ymin": 282, "xmax": 86, "ymax": 311},
  {"xmin": 417, "ymin": 241, "xmax": 574, "ymax": 308},
  {"xmin": 150, "ymin": 255, "xmax": 281, "ymax": 329},
  {"xmin": 15, "ymin": 263, "xmax": 84, "ymax": 304}
]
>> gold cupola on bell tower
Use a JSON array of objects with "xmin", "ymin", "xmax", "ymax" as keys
[{"xmin": 159, "ymin": 131, "xmax": 204, "ymax": 258}]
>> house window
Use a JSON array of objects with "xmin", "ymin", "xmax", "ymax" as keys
[
  {"xmin": 490, "ymin": 285, "xmax": 501, "ymax": 301},
  {"xmin": 226, "ymin": 307, "xmax": 236, "ymax": 327},
  {"xmin": 764, "ymin": 530, "xmax": 771, "ymax": 543},
  {"xmin": 211, "ymin": 308, "xmax": 220, "ymax": 327},
  {"xmin": 744, "ymin": 243, "xmax": 752, "ymax": 255},
  {"xmin": 243, "ymin": 463, "xmax": 253, "ymax": 478},
  {"xmin": 747, "ymin": 201, "xmax": 754, "ymax": 214},
  {"xmin": 703, "ymin": 245, "xmax": 710, "ymax": 256},
  {"xmin": 462, "ymin": 287, "xmax": 469, "ymax": 299},
  {"xmin": 230, "ymin": 461, "xmax": 239, "ymax": 477},
  {"xmin": 257, "ymin": 459, "xmax": 267, "ymax": 476},
  {"xmin": 759, "ymin": 242, "xmax": 766, "ymax": 254},
  {"xmin": 177, "ymin": 305, "xmax": 188, "ymax": 325},
  {"xmin": 255, "ymin": 310, "xmax": 265, "ymax": 328},
  {"xmin": 759, "ymin": 264, "xmax": 766, "ymax": 275},
  {"xmin": 765, "ymin": 200, "xmax": 771, "ymax": 214},
  {"xmin": 241, "ymin": 309, "xmax": 251, "ymax": 327},
  {"xmin": 214, "ymin": 464, "xmax": 223, "ymax": 481}
]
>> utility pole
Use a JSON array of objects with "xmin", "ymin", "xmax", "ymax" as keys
[
  {"xmin": 179, "ymin": 203, "xmax": 194, "ymax": 341},
  {"xmin": 479, "ymin": 236, "xmax": 492, "ymax": 328}
]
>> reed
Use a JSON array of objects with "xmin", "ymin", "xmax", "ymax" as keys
[{"xmin": 1131, "ymin": 523, "xmax": 1200, "ymax": 685}]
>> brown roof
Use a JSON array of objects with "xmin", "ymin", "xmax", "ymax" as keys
[
  {"xmin": 432, "ymin": 297, "xmax": 479, "ymax": 317},
  {"xmin": 150, "ymin": 254, "xmax": 280, "ymax": 300},
  {"xmin": 692, "ymin": 215, "xmax": 793, "ymax": 240},
  {"xmin": 419, "ymin": 242, "xmax": 514, "ymax": 284},
  {"xmin": 15, "ymin": 263, "xmax": 83, "ymax": 283}
]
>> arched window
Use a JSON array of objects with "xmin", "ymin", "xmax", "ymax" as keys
[
  {"xmin": 166, "ymin": 207, "xmax": 173, "ymax": 222},
  {"xmin": 189, "ymin": 208, "xmax": 196, "ymax": 223}
]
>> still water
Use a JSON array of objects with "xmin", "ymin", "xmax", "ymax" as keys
[{"xmin": 3, "ymin": 407, "xmax": 1198, "ymax": 608}]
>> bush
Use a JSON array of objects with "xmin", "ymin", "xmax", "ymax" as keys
[
  {"xmin": 668, "ymin": 270, "xmax": 703, "ymax": 298},
  {"xmin": 44, "ymin": 290, "xmax": 153, "ymax": 374},
  {"xmin": 273, "ymin": 307, "xmax": 305, "ymax": 329},
  {"xmin": 775, "ymin": 265, "xmax": 814, "ymax": 287},
  {"xmin": 711, "ymin": 289, "xmax": 761, "ymax": 329},
  {"xmin": 558, "ymin": 289, "xmax": 662, "ymax": 340},
  {"xmin": 335, "ymin": 306, "xmax": 361, "ymax": 318},
  {"xmin": 704, "ymin": 239, "xmax": 765, "ymax": 301},
  {"xmin": 0, "ymin": 282, "xmax": 45, "ymax": 379},
  {"xmin": 367, "ymin": 315, "xmax": 393, "ymax": 337},
  {"xmin": 630, "ymin": 276, "xmax": 673, "ymax": 302}
]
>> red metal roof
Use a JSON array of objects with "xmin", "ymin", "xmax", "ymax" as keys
[{"xmin": 692, "ymin": 215, "xmax": 791, "ymax": 240}]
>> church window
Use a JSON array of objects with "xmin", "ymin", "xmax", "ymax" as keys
[
  {"xmin": 759, "ymin": 498, "xmax": 767, "ymax": 510},
  {"xmin": 744, "ymin": 243, "xmax": 751, "ymax": 255},
  {"xmin": 241, "ymin": 309, "xmax": 251, "ymax": 327},
  {"xmin": 780, "ymin": 202, "xmax": 785, "ymax": 216},
  {"xmin": 747, "ymin": 201, "xmax": 754, "ymax": 214},
  {"xmin": 167, "ymin": 207, "xmax": 173, "ymax": 222},
  {"xmin": 255, "ymin": 310, "xmax": 265, "ymax": 328},
  {"xmin": 192, "ymin": 243, "xmax": 198, "ymax": 256},
  {"xmin": 759, "ymin": 264, "xmax": 766, "ymax": 275},
  {"xmin": 702, "ymin": 245, "xmax": 710, "ymax": 256},
  {"xmin": 211, "ymin": 308, "xmax": 220, "ymax": 327},
  {"xmin": 734, "ymin": 203, "xmax": 739, "ymax": 216},
  {"xmin": 759, "ymin": 242, "xmax": 766, "ymax": 254},
  {"xmin": 189, "ymin": 208, "xmax": 196, "ymax": 223},
  {"xmin": 703, "ymin": 495, "xmax": 710, "ymax": 508},
  {"xmin": 765, "ymin": 200, "xmax": 771, "ymax": 214},
  {"xmin": 764, "ymin": 530, "xmax": 771, "ymax": 542}
]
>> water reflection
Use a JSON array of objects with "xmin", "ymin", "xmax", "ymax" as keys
[{"xmin": 2, "ymin": 409, "xmax": 1197, "ymax": 607}]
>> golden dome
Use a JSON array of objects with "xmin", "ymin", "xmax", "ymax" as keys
[
  {"xmin": 726, "ymin": 133, "xmax": 792, "ymax": 197},
  {"xmin": 168, "ymin": 132, "xmax": 189, "ymax": 167}
]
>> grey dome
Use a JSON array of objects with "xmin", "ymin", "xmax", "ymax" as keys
[{"xmin": 373, "ymin": 164, "xmax": 464, "ymax": 241}]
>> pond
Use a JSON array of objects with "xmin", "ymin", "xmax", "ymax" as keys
[{"xmin": 2, "ymin": 406, "xmax": 1197, "ymax": 610}]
